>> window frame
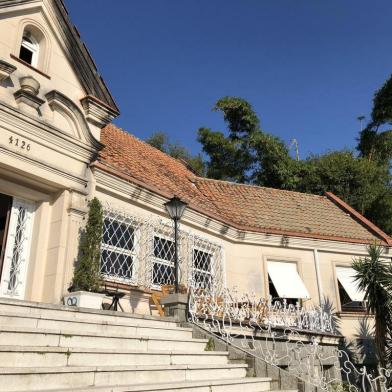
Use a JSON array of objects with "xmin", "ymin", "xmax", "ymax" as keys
[
  {"xmin": 151, "ymin": 233, "xmax": 176, "ymax": 290},
  {"xmin": 334, "ymin": 263, "xmax": 366, "ymax": 314},
  {"xmin": 264, "ymin": 257, "xmax": 306, "ymax": 306},
  {"xmin": 100, "ymin": 214, "xmax": 139, "ymax": 285},
  {"xmin": 191, "ymin": 246, "xmax": 214, "ymax": 290},
  {"xmin": 19, "ymin": 35, "xmax": 39, "ymax": 67}
]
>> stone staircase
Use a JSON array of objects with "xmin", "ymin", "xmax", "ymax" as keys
[{"xmin": 0, "ymin": 297, "xmax": 278, "ymax": 392}]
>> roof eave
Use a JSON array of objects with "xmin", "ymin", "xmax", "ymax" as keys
[
  {"xmin": 93, "ymin": 161, "xmax": 387, "ymax": 246},
  {"xmin": 325, "ymin": 192, "xmax": 392, "ymax": 246}
]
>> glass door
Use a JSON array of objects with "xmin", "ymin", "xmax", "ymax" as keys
[{"xmin": 0, "ymin": 196, "xmax": 35, "ymax": 299}]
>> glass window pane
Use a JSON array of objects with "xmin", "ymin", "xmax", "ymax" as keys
[
  {"xmin": 153, "ymin": 236, "xmax": 175, "ymax": 261},
  {"xmin": 101, "ymin": 249, "xmax": 133, "ymax": 280},
  {"xmin": 193, "ymin": 249, "xmax": 211, "ymax": 272},
  {"xmin": 102, "ymin": 218, "xmax": 134, "ymax": 250},
  {"xmin": 19, "ymin": 46, "xmax": 33, "ymax": 64},
  {"xmin": 152, "ymin": 262, "xmax": 175, "ymax": 285}
]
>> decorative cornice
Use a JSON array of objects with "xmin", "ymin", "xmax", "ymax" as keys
[
  {"xmin": 0, "ymin": 59, "xmax": 17, "ymax": 81},
  {"xmin": 45, "ymin": 90, "xmax": 104, "ymax": 152},
  {"xmin": 48, "ymin": 0, "xmax": 120, "ymax": 113},
  {"xmin": 0, "ymin": 0, "xmax": 119, "ymax": 112},
  {"xmin": 80, "ymin": 95, "xmax": 119, "ymax": 128},
  {"xmin": 14, "ymin": 89, "xmax": 45, "ymax": 110},
  {"xmin": 0, "ymin": 101, "xmax": 98, "ymax": 162}
]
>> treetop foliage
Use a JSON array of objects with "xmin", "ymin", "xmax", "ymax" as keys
[
  {"xmin": 146, "ymin": 74, "xmax": 392, "ymax": 235},
  {"xmin": 146, "ymin": 131, "xmax": 205, "ymax": 176}
]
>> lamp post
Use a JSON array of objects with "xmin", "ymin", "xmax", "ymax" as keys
[{"xmin": 164, "ymin": 196, "xmax": 187, "ymax": 293}]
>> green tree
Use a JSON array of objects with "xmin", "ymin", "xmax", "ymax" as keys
[
  {"xmin": 146, "ymin": 131, "xmax": 169, "ymax": 152},
  {"xmin": 197, "ymin": 97, "xmax": 260, "ymax": 182},
  {"xmin": 197, "ymin": 96, "xmax": 392, "ymax": 234},
  {"xmin": 71, "ymin": 197, "xmax": 104, "ymax": 292},
  {"xmin": 146, "ymin": 132, "xmax": 205, "ymax": 176},
  {"xmin": 357, "ymin": 74, "xmax": 392, "ymax": 165},
  {"xmin": 297, "ymin": 151, "xmax": 390, "ymax": 213},
  {"xmin": 371, "ymin": 74, "xmax": 392, "ymax": 127},
  {"xmin": 352, "ymin": 243, "xmax": 392, "ymax": 368}
]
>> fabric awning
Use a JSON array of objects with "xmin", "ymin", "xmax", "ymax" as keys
[
  {"xmin": 267, "ymin": 261, "xmax": 310, "ymax": 299},
  {"xmin": 336, "ymin": 266, "xmax": 365, "ymax": 302}
]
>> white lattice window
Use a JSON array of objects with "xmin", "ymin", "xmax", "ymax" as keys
[
  {"xmin": 100, "ymin": 214, "xmax": 139, "ymax": 285},
  {"xmin": 192, "ymin": 248, "xmax": 213, "ymax": 289},
  {"xmin": 152, "ymin": 235, "xmax": 175, "ymax": 288}
]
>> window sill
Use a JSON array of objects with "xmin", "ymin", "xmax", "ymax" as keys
[
  {"xmin": 337, "ymin": 310, "xmax": 370, "ymax": 318},
  {"xmin": 10, "ymin": 54, "xmax": 50, "ymax": 79},
  {"xmin": 102, "ymin": 280, "xmax": 161, "ymax": 295}
]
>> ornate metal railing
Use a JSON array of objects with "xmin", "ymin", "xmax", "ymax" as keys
[{"xmin": 188, "ymin": 287, "xmax": 391, "ymax": 392}]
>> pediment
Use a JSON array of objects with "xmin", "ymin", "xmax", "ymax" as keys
[
  {"xmin": 45, "ymin": 90, "xmax": 103, "ymax": 150},
  {"xmin": 0, "ymin": 0, "xmax": 119, "ymax": 116}
]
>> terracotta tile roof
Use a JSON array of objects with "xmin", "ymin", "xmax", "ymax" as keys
[{"xmin": 98, "ymin": 124, "xmax": 392, "ymax": 245}]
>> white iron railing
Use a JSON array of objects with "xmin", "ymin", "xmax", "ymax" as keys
[{"xmin": 188, "ymin": 287, "xmax": 391, "ymax": 392}]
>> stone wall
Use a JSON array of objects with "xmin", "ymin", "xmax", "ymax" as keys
[{"xmin": 187, "ymin": 322, "xmax": 342, "ymax": 392}]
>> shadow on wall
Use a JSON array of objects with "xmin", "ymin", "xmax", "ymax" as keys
[{"xmin": 354, "ymin": 317, "xmax": 377, "ymax": 366}]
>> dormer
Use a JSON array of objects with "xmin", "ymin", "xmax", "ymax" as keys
[
  {"xmin": 0, "ymin": 0, "xmax": 119, "ymax": 146},
  {"xmin": 12, "ymin": 19, "xmax": 51, "ymax": 77}
]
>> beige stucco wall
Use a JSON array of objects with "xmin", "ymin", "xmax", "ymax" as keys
[
  {"xmin": 0, "ymin": 1, "xmax": 98, "ymax": 305},
  {"xmin": 0, "ymin": 0, "xmax": 376, "ymax": 351},
  {"xmin": 94, "ymin": 176, "xmax": 375, "ymax": 340},
  {"xmin": 0, "ymin": 4, "xmax": 86, "ymax": 117}
]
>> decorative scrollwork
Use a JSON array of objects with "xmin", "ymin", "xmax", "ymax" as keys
[
  {"xmin": 188, "ymin": 287, "xmax": 391, "ymax": 391},
  {"xmin": 99, "ymin": 204, "xmax": 225, "ymax": 293}
]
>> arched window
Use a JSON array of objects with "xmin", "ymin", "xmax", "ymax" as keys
[{"xmin": 19, "ymin": 35, "xmax": 39, "ymax": 67}]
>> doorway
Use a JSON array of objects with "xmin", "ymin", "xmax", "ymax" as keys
[
  {"xmin": 0, "ymin": 193, "xmax": 12, "ymax": 280},
  {"xmin": 0, "ymin": 194, "xmax": 35, "ymax": 299}
]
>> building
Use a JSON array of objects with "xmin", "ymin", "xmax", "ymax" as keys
[{"xmin": 0, "ymin": 0, "xmax": 389, "ymax": 350}]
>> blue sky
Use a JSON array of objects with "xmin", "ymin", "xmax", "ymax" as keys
[{"xmin": 66, "ymin": 0, "xmax": 392, "ymax": 159}]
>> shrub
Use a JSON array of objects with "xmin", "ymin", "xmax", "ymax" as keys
[{"xmin": 71, "ymin": 197, "xmax": 104, "ymax": 292}]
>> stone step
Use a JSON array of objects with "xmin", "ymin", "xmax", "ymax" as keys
[
  {"xmin": 0, "ymin": 364, "xmax": 249, "ymax": 391},
  {"xmin": 0, "ymin": 311, "xmax": 193, "ymax": 339},
  {"xmin": 0, "ymin": 326, "xmax": 209, "ymax": 352},
  {"xmin": 0, "ymin": 297, "xmax": 177, "ymax": 329},
  {"xmin": 0, "ymin": 346, "xmax": 229, "ymax": 367},
  {"xmin": 43, "ymin": 377, "xmax": 273, "ymax": 392}
]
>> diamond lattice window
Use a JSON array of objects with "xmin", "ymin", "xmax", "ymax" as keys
[
  {"xmin": 192, "ymin": 248, "xmax": 213, "ymax": 289},
  {"xmin": 99, "ymin": 205, "xmax": 225, "ymax": 292},
  {"xmin": 152, "ymin": 235, "xmax": 175, "ymax": 287},
  {"xmin": 100, "ymin": 214, "xmax": 138, "ymax": 284}
]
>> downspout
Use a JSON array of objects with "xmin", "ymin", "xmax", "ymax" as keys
[{"xmin": 313, "ymin": 248, "xmax": 324, "ymax": 307}]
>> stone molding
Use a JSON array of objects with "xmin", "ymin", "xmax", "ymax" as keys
[
  {"xmin": 0, "ymin": 59, "xmax": 17, "ymax": 81},
  {"xmin": 45, "ymin": 90, "xmax": 104, "ymax": 151},
  {"xmin": 14, "ymin": 89, "xmax": 45, "ymax": 110},
  {"xmin": 80, "ymin": 95, "xmax": 118, "ymax": 128},
  {"xmin": 0, "ymin": 0, "xmax": 120, "ymax": 114},
  {"xmin": 14, "ymin": 75, "xmax": 44, "ymax": 112}
]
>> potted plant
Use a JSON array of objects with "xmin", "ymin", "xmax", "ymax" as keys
[{"xmin": 64, "ymin": 197, "xmax": 105, "ymax": 309}]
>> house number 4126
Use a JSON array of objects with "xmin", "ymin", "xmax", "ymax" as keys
[{"xmin": 9, "ymin": 136, "xmax": 31, "ymax": 151}]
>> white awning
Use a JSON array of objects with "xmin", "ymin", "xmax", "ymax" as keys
[
  {"xmin": 336, "ymin": 266, "xmax": 365, "ymax": 302},
  {"xmin": 267, "ymin": 261, "xmax": 310, "ymax": 299}
]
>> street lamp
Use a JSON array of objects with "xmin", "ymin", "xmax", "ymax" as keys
[{"xmin": 164, "ymin": 196, "xmax": 187, "ymax": 293}]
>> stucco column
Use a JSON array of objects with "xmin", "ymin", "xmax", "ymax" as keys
[{"xmin": 61, "ymin": 191, "xmax": 88, "ymax": 299}]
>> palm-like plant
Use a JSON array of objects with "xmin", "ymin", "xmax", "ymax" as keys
[{"xmin": 352, "ymin": 243, "xmax": 392, "ymax": 369}]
